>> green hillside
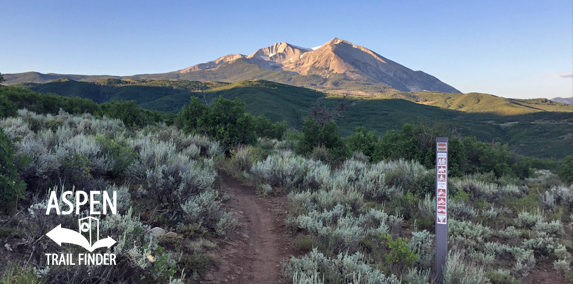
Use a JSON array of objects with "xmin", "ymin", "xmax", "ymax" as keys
[
  {"xmin": 342, "ymin": 91, "xmax": 573, "ymax": 115},
  {"xmin": 3, "ymin": 71, "xmax": 118, "ymax": 84},
  {"xmin": 15, "ymin": 78, "xmax": 573, "ymax": 159}
]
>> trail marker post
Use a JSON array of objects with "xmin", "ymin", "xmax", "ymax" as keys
[{"xmin": 435, "ymin": 137, "xmax": 448, "ymax": 283}]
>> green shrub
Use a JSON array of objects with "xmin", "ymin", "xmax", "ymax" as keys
[
  {"xmin": 296, "ymin": 116, "xmax": 346, "ymax": 161},
  {"xmin": 346, "ymin": 127, "xmax": 378, "ymax": 160},
  {"xmin": 0, "ymin": 264, "xmax": 44, "ymax": 284},
  {"xmin": 100, "ymin": 100, "xmax": 162, "ymax": 128},
  {"xmin": 96, "ymin": 136, "xmax": 137, "ymax": 177},
  {"xmin": 178, "ymin": 96, "xmax": 258, "ymax": 151},
  {"xmin": 558, "ymin": 155, "xmax": 573, "ymax": 184},
  {"xmin": 408, "ymin": 230, "xmax": 435, "ymax": 270},
  {"xmin": 253, "ymin": 114, "xmax": 288, "ymax": 140},
  {"xmin": 380, "ymin": 232, "xmax": 419, "ymax": 275},
  {"xmin": 0, "ymin": 128, "xmax": 28, "ymax": 214},
  {"xmin": 486, "ymin": 269, "xmax": 520, "ymax": 284}
]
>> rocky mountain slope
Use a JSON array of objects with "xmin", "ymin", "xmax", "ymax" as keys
[
  {"xmin": 175, "ymin": 38, "xmax": 460, "ymax": 93},
  {"xmin": 4, "ymin": 38, "xmax": 460, "ymax": 94}
]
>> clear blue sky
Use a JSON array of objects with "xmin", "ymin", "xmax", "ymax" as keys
[{"xmin": 1, "ymin": 0, "xmax": 571, "ymax": 99}]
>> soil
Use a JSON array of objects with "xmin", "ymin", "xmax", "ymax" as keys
[
  {"xmin": 201, "ymin": 172, "xmax": 298, "ymax": 284},
  {"xmin": 525, "ymin": 261, "xmax": 572, "ymax": 284}
]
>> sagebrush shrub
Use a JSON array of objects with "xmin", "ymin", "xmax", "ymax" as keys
[
  {"xmin": 288, "ymin": 188, "xmax": 364, "ymax": 215},
  {"xmin": 448, "ymin": 219, "xmax": 492, "ymax": 248},
  {"xmin": 408, "ymin": 230, "xmax": 435, "ymax": 270},
  {"xmin": 181, "ymin": 190, "xmax": 237, "ymax": 236},
  {"xmin": 496, "ymin": 226, "xmax": 521, "ymax": 239},
  {"xmin": 515, "ymin": 210, "xmax": 544, "ymax": 229},
  {"xmin": 443, "ymin": 249, "xmax": 489, "ymax": 284},
  {"xmin": 533, "ymin": 220, "xmax": 563, "ymax": 237},
  {"xmin": 521, "ymin": 236, "xmax": 555, "ymax": 258},
  {"xmin": 506, "ymin": 246, "xmax": 536, "ymax": 277},
  {"xmin": 289, "ymin": 205, "xmax": 401, "ymax": 254},
  {"xmin": 541, "ymin": 185, "xmax": 573, "ymax": 209},
  {"xmin": 283, "ymin": 248, "xmax": 401, "ymax": 284}
]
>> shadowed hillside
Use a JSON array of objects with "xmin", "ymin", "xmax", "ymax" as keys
[{"xmin": 11, "ymin": 78, "xmax": 573, "ymax": 159}]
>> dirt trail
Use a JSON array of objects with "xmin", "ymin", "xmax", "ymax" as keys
[{"xmin": 202, "ymin": 172, "xmax": 296, "ymax": 284}]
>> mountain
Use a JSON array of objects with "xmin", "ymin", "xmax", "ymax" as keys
[
  {"xmin": 551, "ymin": 97, "xmax": 573, "ymax": 105},
  {"xmin": 171, "ymin": 38, "xmax": 460, "ymax": 93},
  {"xmin": 4, "ymin": 38, "xmax": 460, "ymax": 94}
]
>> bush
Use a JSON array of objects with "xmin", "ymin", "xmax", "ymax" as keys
[
  {"xmin": 558, "ymin": 155, "xmax": 573, "ymax": 184},
  {"xmin": 380, "ymin": 232, "xmax": 419, "ymax": 275},
  {"xmin": 506, "ymin": 246, "xmax": 536, "ymax": 277},
  {"xmin": 96, "ymin": 136, "xmax": 137, "ymax": 178},
  {"xmin": 181, "ymin": 190, "xmax": 237, "ymax": 236},
  {"xmin": 448, "ymin": 219, "xmax": 492, "ymax": 248},
  {"xmin": 0, "ymin": 127, "xmax": 28, "ymax": 214},
  {"xmin": 296, "ymin": 116, "xmax": 346, "ymax": 161},
  {"xmin": 408, "ymin": 230, "xmax": 435, "ymax": 270},
  {"xmin": 346, "ymin": 127, "xmax": 378, "ymax": 160},
  {"xmin": 443, "ymin": 249, "xmax": 489, "ymax": 284},
  {"xmin": 289, "ymin": 205, "xmax": 401, "ymax": 255},
  {"xmin": 100, "ymin": 100, "xmax": 162, "ymax": 128},
  {"xmin": 515, "ymin": 210, "xmax": 544, "ymax": 229},
  {"xmin": 0, "ymin": 264, "xmax": 44, "ymax": 284},
  {"xmin": 541, "ymin": 185, "xmax": 572, "ymax": 209},
  {"xmin": 283, "ymin": 248, "xmax": 401, "ymax": 284},
  {"xmin": 178, "ymin": 96, "xmax": 258, "ymax": 151},
  {"xmin": 253, "ymin": 114, "xmax": 288, "ymax": 140}
]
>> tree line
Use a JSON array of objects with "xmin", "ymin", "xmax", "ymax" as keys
[{"xmin": 1, "ymin": 84, "xmax": 572, "ymax": 190}]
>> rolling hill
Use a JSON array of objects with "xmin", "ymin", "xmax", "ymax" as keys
[{"xmin": 11, "ymin": 78, "xmax": 573, "ymax": 159}]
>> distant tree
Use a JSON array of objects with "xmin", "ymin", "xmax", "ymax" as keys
[
  {"xmin": 178, "ymin": 96, "xmax": 257, "ymax": 151},
  {"xmin": 0, "ymin": 95, "xmax": 16, "ymax": 118},
  {"xmin": 205, "ymin": 97, "xmax": 256, "ymax": 149},
  {"xmin": 178, "ymin": 97, "xmax": 208, "ymax": 133},
  {"xmin": 253, "ymin": 115, "xmax": 288, "ymax": 140},
  {"xmin": 297, "ymin": 116, "xmax": 346, "ymax": 161},
  {"xmin": 100, "ymin": 100, "xmax": 161, "ymax": 128},
  {"xmin": 346, "ymin": 127, "xmax": 378, "ymax": 159},
  {"xmin": 310, "ymin": 98, "xmax": 346, "ymax": 126},
  {"xmin": 0, "ymin": 73, "xmax": 4, "ymax": 84}
]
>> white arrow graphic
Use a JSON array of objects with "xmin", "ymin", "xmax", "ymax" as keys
[{"xmin": 46, "ymin": 224, "xmax": 116, "ymax": 252}]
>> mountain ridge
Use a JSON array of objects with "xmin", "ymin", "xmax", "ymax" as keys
[
  {"xmin": 551, "ymin": 97, "xmax": 573, "ymax": 105},
  {"xmin": 175, "ymin": 38, "xmax": 460, "ymax": 93},
  {"xmin": 3, "ymin": 38, "xmax": 460, "ymax": 94}
]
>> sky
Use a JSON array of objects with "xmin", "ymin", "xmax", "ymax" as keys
[{"xmin": 1, "ymin": 0, "xmax": 571, "ymax": 99}]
